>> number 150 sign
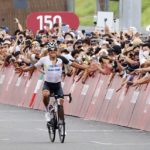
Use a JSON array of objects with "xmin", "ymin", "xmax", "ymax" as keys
[{"xmin": 26, "ymin": 12, "xmax": 79, "ymax": 33}]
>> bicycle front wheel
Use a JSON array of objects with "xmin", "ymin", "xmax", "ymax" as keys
[
  {"xmin": 47, "ymin": 122, "xmax": 56, "ymax": 142},
  {"xmin": 58, "ymin": 121, "xmax": 65, "ymax": 143}
]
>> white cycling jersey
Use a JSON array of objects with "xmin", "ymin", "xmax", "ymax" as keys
[{"xmin": 34, "ymin": 56, "xmax": 64, "ymax": 83}]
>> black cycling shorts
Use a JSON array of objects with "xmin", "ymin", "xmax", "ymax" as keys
[{"xmin": 42, "ymin": 81, "xmax": 64, "ymax": 98}]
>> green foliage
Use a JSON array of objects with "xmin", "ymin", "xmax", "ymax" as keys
[
  {"xmin": 109, "ymin": 0, "xmax": 119, "ymax": 17},
  {"xmin": 75, "ymin": 0, "xmax": 150, "ymax": 26},
  {"xmin": 75, "ymin": 0, "xmax": 96, "ymax": 26},
  {"xmin": 141, "ymin": 0, "xmax": 150, "ymax": 26}
]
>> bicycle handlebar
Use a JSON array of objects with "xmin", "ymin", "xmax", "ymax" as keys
[{"xmin": 49, "ymin": 93, "xmax": 72, "ymax": 103}]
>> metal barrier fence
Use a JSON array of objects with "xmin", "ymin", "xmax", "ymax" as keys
[{"xmin": 1, "ymin": 67, "xmax": 150, "ymax": 131}]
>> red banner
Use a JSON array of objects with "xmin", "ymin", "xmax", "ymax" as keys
[{"xmin": 26, "ymin": 12, "xmax": 80, "ymax": 33}]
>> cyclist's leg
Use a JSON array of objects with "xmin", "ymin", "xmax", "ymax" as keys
[
  {"xmin": 42, "ymin": 81, "xmax": 50, "ymax": 111},
  {"xmin": 57, "ymin": 98, "xmax": 65, "ymax": 121},
  {"xmin": 53, "ymin": 82, "xmax": 65, "ymax": 122},
  {"xmin": 43, "ymin": 82, "xmax": 55, "ymax": 122}
]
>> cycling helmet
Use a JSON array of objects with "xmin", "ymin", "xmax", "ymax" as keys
[{"xmin": 46, "ymin": 42, "xmax": 57, "ymax": 51}]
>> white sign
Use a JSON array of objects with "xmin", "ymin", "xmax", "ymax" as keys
[
  {"xmin": 105, "ymin": 89, "xmax": 114, "ymax": 100},
  {"xmin": 117, "ymin": 91, "xmax": 125, "ymax": 109},
  {"xmin": 146, "ymin": 25, "xmax": 150, "ymax": 32},
  {"xmin": 93, "ymin": 80, "xmax": 103, "ymax": 98},
  {"xmin": 92, "ymin": 80, "xmax": 104, "ymax": 104},
  {"xmin": 70, "ymin": 82, "xmax": 76, "ymax": 93},
  {"xmin": 15, "ymin": 77, "xmax": 22, "ymax": 87},
  {"xmin": 0, "ymin": 74, "xmax": 5, "ymax": 84},
  {"xmin": 97, "ymin": 11, "xmax": 114, "ymax": 31},
  {"xmin": 130, "ymin": 91, "xmax": 139, "ymax": 104},
  {"xmin": 81, "ymin": 84, "xmax": 89, "ymax": 95}
]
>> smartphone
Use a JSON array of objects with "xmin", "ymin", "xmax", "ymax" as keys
[
  {"xmin": 104, "ymin": 18, "xmax": 107, "ymax": 22},
  {"xmin": 61, "ymin": 24, "xmax": 69, "ymax": 33}
]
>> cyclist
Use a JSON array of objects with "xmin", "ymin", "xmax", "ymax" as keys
[{"xmin": 16, "ymin": 42, "xmax": 88, "ymax": 123}]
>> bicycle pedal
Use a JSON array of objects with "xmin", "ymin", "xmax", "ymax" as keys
[{"xmin": 47, "ymin": 119, "xmax": 55, "ymax": 126}]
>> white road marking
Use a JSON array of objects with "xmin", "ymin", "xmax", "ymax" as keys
[
  {"xmin": 91, "ymin": 141, "xmax": 150, "ymax": 146},
  {"xmin": 0, "ymin": 120, "xmax": 44, "ymax": 122},
  {"xmin": 36, "ymin": 128, "xmax": 47, "ymax": 132},
  {"xmin": 0, "ymin": 110, "xmax": 34, "ymax": 112},
  {"xmin": 67, "ymin": 129, "xmax": 114, "ymax": 133},
  {"xmin": 36, "ymin": 128, "xmax": 143, "ymax": 133},
  {"xmin": 36, "ymin": 128, "xmax": 114, "ymax": 133},
  {"xmin": 91, "ymin": 141, "xmax": 112, "ymax": 145},
  {"xmin": 0, "ymin": 138, "xmax": 9, "ymax": 141}
]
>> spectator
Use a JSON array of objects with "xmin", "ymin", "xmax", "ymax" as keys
[{"xmin": 1, "ymin": 17, "xmax": 150, "ymax": 92}]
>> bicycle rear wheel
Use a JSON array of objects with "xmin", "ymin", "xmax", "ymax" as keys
[{"xmin": 58, "ymin": 120, "xmax": 65, "ymax": 143}]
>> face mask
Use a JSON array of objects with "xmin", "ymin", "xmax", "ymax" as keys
[
  {"xmin": 67, "ymin": 46, "xmax": 73, "ymax": 52},
  {"xmin": 143, "ymin": 50, "xmax": 149, "ymax": 58},
  {"xmin": 76, "ymin": 57, "xmax": 82, "ymax": 63}
]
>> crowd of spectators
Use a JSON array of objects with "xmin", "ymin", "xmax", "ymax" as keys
[{"xmin": 1, "ymin": 18, "xmax": 150, "ymax": 92}]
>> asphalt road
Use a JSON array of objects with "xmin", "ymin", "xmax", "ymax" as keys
[{"xmin": 0, "ymin": 104, "xmax": 150, "ymax": 150}]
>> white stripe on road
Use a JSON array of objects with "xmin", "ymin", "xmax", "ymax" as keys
[
  {"xmin": 0, "ymin": 139, "xmax": 9, "ymax": 141},
  {"xmin": 91, "ymin": 141, "xmax": 150, "ymax": 146},
  {"xmin": 91, "ymin": 141, "xmax": 112, "ymax": 145},
  {"xmin": 36, "ymin": 128, "xmax": 47, "ymax": 132},
  {"xmin": 0, "ymin": 120, "xmax": 44, "ymax": 122},
  {"xmin": 36, "ymin": 128, "xmax": 143, "ymax": 133},
  {"xmin": 0, "ymin": 110, "xmax": 33, "ymax": 112},
  {"xmin": 36, "ymin": 128, "xmax": 114, "ymax": 133}
]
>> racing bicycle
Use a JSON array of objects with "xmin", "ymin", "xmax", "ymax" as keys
[{"xmin": 47, "ymin": 93, "xmax": 72, "ymax": 143}]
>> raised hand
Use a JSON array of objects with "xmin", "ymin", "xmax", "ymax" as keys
[
  {"xmin": 14, "ymin": 18, "xmax": 19, "ymax": 24},
  {"xmin": 15, "ymin": 67, "xmax": 24, "ymax": 77}
]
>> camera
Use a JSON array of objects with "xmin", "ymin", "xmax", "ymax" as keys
[
  {"xmin": 104, "ymin": 18, "xmax": 107, "ymax": 22},
  {"xmin": 81, "ymin": 30, "xmax": 85, "ymax": 35},
  {"xmin": 113, "ymin": 18, "xmax": 116, "ymax": 23},
  {"xmin": 19, "ymin": 35, "xmax": 23, "ymax": 39}
]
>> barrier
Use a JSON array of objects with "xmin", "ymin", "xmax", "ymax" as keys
[
  {"xmin": 68, "ymin": 78, "xmax": 84, "ymax": 116},
  {"xmin": 128, "ymin": 84, "xmax": 150, "ymax": 130},
  {"xmin": 107, "ymin": 88, "xmax": 125, "ymax": 124},
  {"xmin": 79, "ymin": 73, "xmax": 100, "ymax": 118},
  {"xmin": 96, "ymin": 75, "xmax": 118, "ymax": 122},
  {"xmin": 99, "ymin": 75, "xmax": 122, "ymax": 123},
  {"xmin": 1, "ymin": 67, "xmax": 150, "ymax": 132},
  {"xmin": 28, "ymin": 74, "xmax": 44, "ymax": 108},
  {"xmin": 63, "ymin": 76, "xmax": 74, "ymax": 115},
  {"xmin": 84, "ymin": 74, "xmax": 112, "ymax": 121},
  {"xmin": 0, "ymin": 67, "xmax": 40, "ymax": 108},
  {"xmin": 116, "ymin": 86, "xmax": 140, "ymax": 126},
  {"xmin": 142, "ymin": 84, "xmax": 150, "ymax": 131}
]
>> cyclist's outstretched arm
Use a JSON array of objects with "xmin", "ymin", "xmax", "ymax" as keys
[
  {"xmin": 23, "ymin": 56, "xmax": 45, "ymax": 73},
  {"xmin": 23, "ymin": 65, "xmax": 36, "ymax": 72},
  {"xmin": 15, "ymin": 65, "xmax": 36, "ymax": 78},
  {"xmin": 71, "ymin": 61, "xmax": 88, "ymax": 70}
]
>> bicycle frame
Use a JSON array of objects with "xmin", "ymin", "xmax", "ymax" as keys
[
  {"xmin": 49, "ymin": 93, "xmax": 72, "ymax": 124},
  {"xmin": 47, "ymin": 93, "xmax": 72, "ymax": 143}
]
